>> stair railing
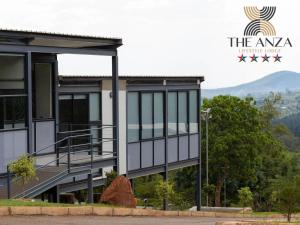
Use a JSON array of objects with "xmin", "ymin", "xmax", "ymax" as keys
[{"xmin": 6, "ymin": 125, "xmax": 116, "ymax": 199}]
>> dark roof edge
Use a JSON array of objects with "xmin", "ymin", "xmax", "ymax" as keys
[
  {"xmin": 0, "ymin": 28, "xmax": 122, "ymax": 44},
  {"xmin": 59, "ymin": 75, "xmax": 204, "ymax": 82}
]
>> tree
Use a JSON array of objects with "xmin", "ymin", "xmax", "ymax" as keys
[
  {"xmin": 202, "ymin": 96, "xmax": 262, "ymax": 206},
  {"xmin": 202, "ymin": 183, "xmax": 215, "ymax": 206},
  {"xmin": 9, "ymin": 155, "xmax": 36, "ymax": 185},
  {"xmin": 272, "ymin": 176, "xmax": 300, "ymax": 222},
  {"xmin": 238, "ymin": 187, "xmax": 253, "ymax": 212}
]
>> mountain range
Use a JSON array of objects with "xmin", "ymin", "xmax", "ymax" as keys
[{"xmin": 203, "ymin": 71, "xmax": 300, "ymax": 98}]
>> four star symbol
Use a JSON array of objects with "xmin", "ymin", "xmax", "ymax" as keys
[
  {"xmin": 238, "ymin": 54, "xmax": 247, "ymax": 62},
  {"xmin": 273, "ymin": 54, "xmax": 282, "ymax": 62},
  {"xmin": 262, "ymin": 54, "xmax": 270, "ymax": 62},
  {"xmin": 250, "ymin": 54, "xmax": 258, "ymax": 62},
  {"xmin": 237, "ymin": 54, "xmax": 282, "ymax": 62}
]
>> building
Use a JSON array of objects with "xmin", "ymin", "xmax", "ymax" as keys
[{"xmin": 0, "ymin": 29, "xmax": 204, "ymax": 209}]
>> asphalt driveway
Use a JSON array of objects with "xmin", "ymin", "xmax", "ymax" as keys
[{"xmin": 0, "ymin": 216, "xmax": 248, "ymax": 225}]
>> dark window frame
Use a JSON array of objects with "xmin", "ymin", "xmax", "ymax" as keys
[
  {"xmin": 0, "ymin": 54, "xmax": 27, "ymax": 131},
  {"xmin": 127, "ymin": 89, "xmax": 199, "ymax": 144}
]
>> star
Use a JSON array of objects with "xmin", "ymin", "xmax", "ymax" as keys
[
  {"xmin": 250, "ymin": 54, "xmax": 258, "ymax": 62},
  {"xmin": 261, "ymin": 54, "xmax": 270, "ymax": 62},
  {"xmin": 238, "ymin": 54, "xmax": 247, "ymax": 62},
  {"xmin": 273, "ymin": 54, "xmax": 282, "ymax": 62}
]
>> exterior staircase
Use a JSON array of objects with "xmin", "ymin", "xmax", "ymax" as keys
[{"xmin": 0, "ymin": 125, "xmax": 116, "ymax": 200}]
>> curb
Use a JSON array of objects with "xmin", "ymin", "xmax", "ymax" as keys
[{"xmin": 0, "ymin": 206, "xmax": 299, "ymax": 220}]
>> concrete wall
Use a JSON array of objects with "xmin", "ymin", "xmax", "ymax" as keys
[{"xmin": 101, "ymin": 80, "xmax": 127, "ymax": 175}]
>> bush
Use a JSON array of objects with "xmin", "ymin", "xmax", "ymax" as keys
[
  {"xmin": 238, "ymin": 187, "xmax": 253, "ymax": 211},
  {"xmin": 9, "ymin": 155, "xmax": 36, "ymax": 185}
]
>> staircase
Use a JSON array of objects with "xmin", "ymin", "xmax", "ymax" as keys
[{"xmin": 0, "ymin": 125, "xmax": 116, "ymax": 200}]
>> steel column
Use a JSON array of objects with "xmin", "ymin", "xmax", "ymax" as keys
[
  {"xmin": 6, "ymin": 165, "xmax": 11, "ymax": 199},
  {"xmin": 26, "ymin": 52, "xmax": 33, "ymax": 153},
  {"xmin": 196, "ymin": 85, "xmax": 202, "ymax": 211},
  {"xmin": 112, "ymin": 55, "xmax": 119, "ymax": 174},
  {"xmin": 87, "ymin": 173, "xmax": 93, "ymax": 203},
  {"xmin": 163, "ymin": 86, "xmax": 168, "ymax": 210}
]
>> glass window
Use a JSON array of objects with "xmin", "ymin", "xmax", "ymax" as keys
[
  {"xmin": 0, "ymin": 55, "xmax": 25, "ymax": 95},
  {"xmin": 154, "ymin": 92, "xmax": 164, "ymax": 138},
  {"xmin": 141, "ymin": 93, "xmax": 153, "ymax": 139},
  {"xmin": 189, "ymin": 90, "xmax": 198, "ymax": 133},
  {"xmin": 128, "ymin": 92, "xmax": 139, "ymax": 142},
  {"xmin": 0, "ymin": 96, "xmax": 26, "ymax": 129},
  {"xmin": 59, "ymin": 95, "xmax": 72, "ymax": 132},
  {"xmin": 0, "ymin": 55, "xmax": 26, "ymax": 130},
  {"xmin": 168, "ymin": 92, "xmax": 177, "ymax": 136},
  {"xmin": 178, "ymin": 92, "xmax": 188, "ymax": 134},
  {"xmin": 89, "ymin": 93, "xmax": 100, "ymax": 121}
]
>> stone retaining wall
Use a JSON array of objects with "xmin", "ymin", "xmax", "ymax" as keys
[{"xmin": 0, "ymin": 206, "xmax": 298, "ymax": 221}]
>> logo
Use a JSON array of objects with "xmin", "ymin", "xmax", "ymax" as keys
[
  {"xmin": 244, "ymin": 6, "xmax": 276, "ymax": 36},
  {"xmin": 227, "ymin": 6, "xmax": 293, "ymax": 63}
]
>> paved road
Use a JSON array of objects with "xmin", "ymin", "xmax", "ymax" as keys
[{"xmin": 0, "ymin": 216, "xmax": 248, "ymax": 225}]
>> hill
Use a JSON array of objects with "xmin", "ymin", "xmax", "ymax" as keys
[{"xmin": 203, "ymin": 71, "xmax": 300, "ymax": 98}]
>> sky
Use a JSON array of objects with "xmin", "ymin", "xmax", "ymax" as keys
[{"xmin": 0, "ymin": 0, "xmax": 299, "ymax": 88}]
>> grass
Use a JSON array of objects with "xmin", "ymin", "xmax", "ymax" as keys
[{"xmin": 0, "ymin": 199, "xmax": 117, "ymax": 207}]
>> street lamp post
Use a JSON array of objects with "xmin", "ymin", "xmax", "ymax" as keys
[{"xmin": 201, "ymin": 108, "xmax": 211, "ymax": 207}]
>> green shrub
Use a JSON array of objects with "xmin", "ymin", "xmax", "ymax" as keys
[
  {"xmin": 238, "ymin": 187, "xmax": 253, "ymax": 211},
  {"xmin": 9, "ymin": 155, "xmax": 36, "ymax": 185}
]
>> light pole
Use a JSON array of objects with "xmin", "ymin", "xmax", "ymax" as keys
[{"xmin": 201, "ymin": 108, "xmax": 211, "ymax": 207}]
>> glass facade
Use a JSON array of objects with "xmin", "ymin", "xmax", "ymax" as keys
[
  {"xmin": 168, "ymin": 92, "xmax": 177, "ymax": 136},
  {"xmin": 154, "ymin": 92, "xmax": 164, "ymax": 138},
  {"xmin": 128, "ymin": 92, "xmax": 139, "ymax": 142},
  {"xmin": 178, "ymin": 92, "xmax": 188, "ymax": 134},
  {"xmin": 189, "ymin": 90, "xmax": 198, "ymax": 133},
  {"xmin": 0, "ymin": 55, "xmax": 26, "ymax": 129},
  {"xmin": 127, "ymin": 90, "xmax": 198, "ymax": 143},
  {"xmin": 59, "ymin": 93, "xmax": 100, "ymax": 131},
  {"xmin": 141, "ymin": 93, "xmax": 153, "ymax": 139}
]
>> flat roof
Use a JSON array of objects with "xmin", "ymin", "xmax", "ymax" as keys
[
  {"xmin": 0, "ymin": 28, "xmax": 122, "ymax": 50},
  {"xmin": 60, "ymin": 75, "xmax": 205, "ymax": 82}
]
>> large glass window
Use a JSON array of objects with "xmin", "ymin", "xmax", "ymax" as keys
[
  {"xmin": 141, "ymin": 93, "xmax": 153, "ymax": 139},
  {"xmin": 59, "ymin": 94, "xmax": 100, "ymax": 131},
  {"xmin": 89, "ymin": 93, "xmax": 100, "ymax": 121},
  {"xmin": 178, "ymin": 92, "xmax": 188, "ymax": 134},
  {"xmin": 0, "ymin": 55, "xmax": 26, "ymax": 129},
  {"xmin": 189, "ymin": 90, "xmax": 198, "ymax": 133},
  {"xmin": 168, "ymin": 92, "xmax": 177, "ymax": 136},
  {"xmin": 154, "ymin": 92, "xmax": 164, "ymax": 138},
  {"xmin": 128, "ymin": 90, "xmax": 199, "ymax": 142},
  {"xmin": 128, "ymin": 92, "xmax": 139, "ymax": 142}
]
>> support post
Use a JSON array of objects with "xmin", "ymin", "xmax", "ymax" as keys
[
  {"xmin": 67, "ymin": 138, "xmax": 71, "ymax": 172},
  {"xmin": 163, "ymin": 172, "xmax": 168, "ymax": 210},
  {"xmin": 163, "ymin": 85, "xmax": 168, "ymax": 211},
  {"xmin": 112, "ymin": 55, "xmax": 119, "ymax": 174},
  {"xmin": 206, "ymin": 112, "xmax": 209, "ymax": 207},
  {"xmin": 90, "ymin": 134, "xmax": 94, "ymax": 169},
  {"xmin": 87, "ymin": 173, "xmax": 93, "ymax": 204},
  {"xmin": 196, "ymin": 85, "xmax": 202, "ymax": 211},
  {"xmin": 6, "ymin": 165, "xmax": 11, "ymax": 199},
  {"xmin": 26, "ymin": 52, "xmax": 33, "ymax": 153}
]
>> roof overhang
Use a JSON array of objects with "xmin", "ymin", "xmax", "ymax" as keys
[
  {"xmin": 0, "ymin": 29, "xmax": 122, "ymax": 56},
  {"xmin": 59, "ymin": 75, "xmax": 205, "ymax": 84}
]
